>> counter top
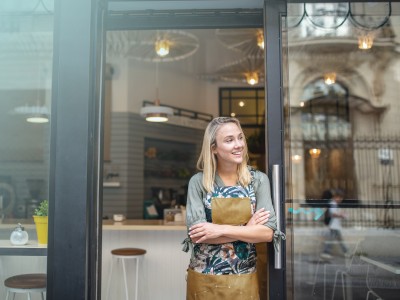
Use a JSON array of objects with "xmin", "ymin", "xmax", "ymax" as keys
[
  {"xmin": 1, "ymin": 219, "xmax": 187, "ymax": 231},
  {"xmin": 103, "ymin": 219, "xmax": 187, "ymax": 231},
  {"xmin": 0, "ymin": 240, "xmax": 47, "ymax": 256}
]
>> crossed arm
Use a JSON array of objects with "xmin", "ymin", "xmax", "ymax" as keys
[{"xmin": 189, "ymin": 208, "xmax": 273, "ymax": 244}]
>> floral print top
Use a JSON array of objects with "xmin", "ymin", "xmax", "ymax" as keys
[
  {"xmin": 189, "ymin": 183, "xmax": 257, "ymax": 275},
  {"xmin": 183, "ymin": 167, "xmax": 285, "ymax": 275}
]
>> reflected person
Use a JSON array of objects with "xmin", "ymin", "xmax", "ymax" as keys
[{"xmin": 321, "ymin": 188, "xmax": 348, "ymax": 260}]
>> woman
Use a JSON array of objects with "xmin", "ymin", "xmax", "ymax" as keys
[{"xmin": 183, "ymin": 117, "xmax": 285, "ymax": 300}]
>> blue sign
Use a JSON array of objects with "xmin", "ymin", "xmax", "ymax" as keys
[{"xmin": 288, "ymin": 207, "xmax": 325, "ymax": 221}]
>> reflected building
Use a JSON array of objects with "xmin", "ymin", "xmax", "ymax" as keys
[{"xmin": 286, "ymin": 3, "xmax": 400, "ymax": 228}]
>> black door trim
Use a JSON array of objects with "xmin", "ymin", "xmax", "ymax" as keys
[
  {"xmin": 265, "ymin": 1, "xmax": 287, "ymax": 299},
  {"xmin": 106, "ymin": 9, "xmax": 263, "ymax": 30},
  {"xmin": 47, "ymin": 0, "xmax": 105, "ymax": 299}
]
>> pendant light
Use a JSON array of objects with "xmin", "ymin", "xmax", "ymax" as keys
[
  {"xmin": 256, "ymin": 30, "xmax": 265, "ymax": 50},
  {"xmin": 12, "ymin": 66, "xmax": 50, "ymax": 123},
  {"xmin": 324, "ymin": 72, "xmax": 336, "ymax": 85},
  {"xmin": 140, "ymin": 99, "xmax": 173, "ymax": 122},
  {"xmin": 358, "ymin": 34, "xmax": 373, "ymax": 50},
  {"xmin": 245, "ymin": 72, "xmax": 259, "ymax": 85},
  {"xmin": 140, "ymin": 62, "xmax": 173, "ymax": 122},
  {"xmin": 309, "ymin": 148, "xmax": 321, "ymax": 158},
  {"xmin": 155, "ymin": 39, "xmax": 171, "ymax": 57}
]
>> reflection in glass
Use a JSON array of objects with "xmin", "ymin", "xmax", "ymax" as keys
[
  {"xmin": 0, "ymin": 2, "xmax": 53, "ymax": 297},
  {"xmin": 286, "ymin": 2, "xmax": 400, "ymax": 300}
]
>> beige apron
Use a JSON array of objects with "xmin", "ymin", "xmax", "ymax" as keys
[{"xmin": 187, "ymin": 197, "xmax": 259, "ymax": 300}]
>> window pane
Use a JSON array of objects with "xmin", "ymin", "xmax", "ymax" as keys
[
  {"xmin": 220, "ymin": 87, "xmax": 264, "ymax": 126},
  {"xmin": 286, "ymin": 3, "xmax": 400, "ymax": 300},
  {"xmin": 0, "ymin": 2, "xmax": 53, "ymax": 298}
]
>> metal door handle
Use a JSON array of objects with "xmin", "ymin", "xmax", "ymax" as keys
[{"xmin": 272, "ymin": 164, "xmax": 282, "ymax": 269}]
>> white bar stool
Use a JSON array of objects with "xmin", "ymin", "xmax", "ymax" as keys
[
  {"xmin": 4, "ymin": 273, "xmax": 46, "ymax": 300},
  {"xmin": 106, "ymin": 247, "xmax": 146, "ymax": 300}
]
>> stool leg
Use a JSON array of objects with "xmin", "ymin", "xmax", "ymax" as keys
[
  {"xmin": 135, "ymin": 258, "xmax": 140, "ymax": 300},
  {"xmin": 106, "ymin": 256, "xmax": 115, "ymax": 300},
  {"xmin": 12, "ymin": 292, "xmax": 16, "ymax": 300},
  {"xmin": 28, "ymin": 292, "xmax": 32, "ymax": 300},
  {"xmin": 5, "ymin": 290, "xmax": 9, "ymax": 300},
  {"xmin": 41, "ymin": 291, "xmax": 45, "ymax": 300},
  {"xmin": 122, "ymin": 258, "xmax": 129, "ymax": 300}
]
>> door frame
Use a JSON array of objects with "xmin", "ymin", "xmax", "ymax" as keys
[
  {"xmin": 47, "ymin": 0, "xmax": 287, "ymax": 299},
  {"xmin": 47, "ymin": 0, "xmax": 105, "ymax": 299},
  {"xmin": 106, "ymin": 4, "xmax": 287, "ymax": 299},
  {"xmin": 106, "ymin": 2, "xmax": 287, "ymax": 300},
  {"xmin": 265, "ymin": 1, "xmax": 287, "ymax": 299}
]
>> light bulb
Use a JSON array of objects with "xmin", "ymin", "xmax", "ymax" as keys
[
  {"xmin": 358, "ymin": 35, "xmax": 373, "ymax": 50},
  {"xmin": 155, "ymin": 39, "xmax": 170, "ymax": 57},
  {"xmin": 324, "ymin": 72, "xmax": 336, "ymax": 85},
  {"xmin": 27, "ymin": 115, "xmax": 49, "ymax": 123},
  {"xmin": 309, "ymin": 148, "xmax": 321, "ymax": 158},
  {"xmin": 257, "ymin": 32, "xmax": 264, "ymax": 50},
  {"xmin": 245, "ymin": 72, "xmax": 259, "ymax": 85}
]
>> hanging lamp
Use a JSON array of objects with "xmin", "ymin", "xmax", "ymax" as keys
[
  {"xmin": 245, "ymin": 72, "xmax": 259, "ymax": 85},
  {"xmin": 358, "ymin": 34, "xmax": 373, "ymax": 50},
  {"xmin": 140, "ymin": 62, "xmax": 173, "ymax": 122},
  {"xmin": 309, "ymin": 148, "xmax": 321, "ymax": 158},
  {"xmin": 155, "ymin": 39, "xmax": 171, "ymax": 57},
  {"xmin": 324, "ymin": 72, "xmax": 336, "ymax": 85},
  {"xmin": 140, "ymin": 99, "xmax": 173, "ymax": 122}
]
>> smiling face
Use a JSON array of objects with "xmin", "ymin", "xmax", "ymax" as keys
[{"xmin": 212, "ymin": 122, "xmax": 246, "ymax": 168}]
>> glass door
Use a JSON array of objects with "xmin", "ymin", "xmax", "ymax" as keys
[
  {"xmin": 285, "ymin": 2, "xmax": 400, "ymax": 299},
  {"xmin": 102, "ymin": 2, "xmax": 278, "ymax": 299},
  {"xmin": 0, "ymin": 1, "xmax": 53, "ymax": 298}
]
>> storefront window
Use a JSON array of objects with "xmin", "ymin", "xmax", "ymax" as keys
[{"xmin": 0, "ymin": 1, "xmax": 53, "ymax": 298}]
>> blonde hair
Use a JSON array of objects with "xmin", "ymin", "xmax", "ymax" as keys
[{"xmin": 197, "ymin": 117, "xmax": 251, "ymax": 193}]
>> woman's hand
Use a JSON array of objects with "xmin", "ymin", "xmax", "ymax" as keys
[
  {"xmin": 188, "ymin": 211, "xmax": 274, "ymax": 244},
  {"xmin": 189, "ymin": 222, "xmax": 224, "ymax": 243},
  {"xmin": 246, "ymin": 208, "xmax": 270, "ymax": 226}
]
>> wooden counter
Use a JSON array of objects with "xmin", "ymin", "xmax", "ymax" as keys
[
  {"xmin": 1, "ymin": 219, "xmax": 189, "ymax": 299},
  {"xmin": 102, "ymin": 220, "xmax": 190, "ymax": 300},
  {"xmin": 103, "ymin": 219, "xmax": 187, "ymax": 231}
]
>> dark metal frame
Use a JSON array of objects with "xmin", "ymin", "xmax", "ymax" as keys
[
  {"xmin": 39, "ymin": 1, "xmax": 400, "ymax": 299},
  {"xmin": 265, "ymin": 1, "xmax": 287, "ymax": 299},
  {"xmin": 106, "ymin": 9, "xmax": 263, "ymax": 30},
  {"xmin": 219, "ymin": 87, "xmax": 265, "ymax": 127},
  {"xmin": 47, "ymin": 0, "xmax": 105, "ymax": 299},
  {"xmin": 46, "ymin": 1, "xmax": 286, "ymax": 299},
  {"xmin": 106, "ymin": 3, "xmax": 286, "ymax": 300}
]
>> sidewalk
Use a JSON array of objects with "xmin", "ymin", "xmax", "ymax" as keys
[{"xmin": 288, "ymin": 226, "xmax": 400, "ymax": 300}]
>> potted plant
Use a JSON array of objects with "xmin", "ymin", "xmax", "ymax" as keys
[{"xmin": 33, "ymin": 199, "xmax": 48, "ymax": 245}]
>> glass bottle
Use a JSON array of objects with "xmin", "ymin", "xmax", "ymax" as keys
[{"xmin": 10, "ymin": 223, "xmax": 29, "ymax": 245}]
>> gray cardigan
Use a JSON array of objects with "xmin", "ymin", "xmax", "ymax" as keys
[{"xmin": 184, "ymin": 168, "xmax": 285, "ymax": 252}]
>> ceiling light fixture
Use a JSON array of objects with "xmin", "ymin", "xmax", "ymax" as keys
[
  {"xmin": 358, "ymin": 34, "xmax": 373, "ymax": 50},
  {"xmin": 140, "ymin": 99, "xmax": 174, "ymax": 122},
  {"xmin": 12, "ymin": 105, "xmax": 50, "ymax": 124},
  {"xmin": 26, "ymin": 115, "xmax": 49, "ymax": 123},
  {"xmin": 107, "ymin": 30, "xmax": 199, "ymax": 63},
  {"xmin": 215, "ymin": 29, "xmax": 265, "ymax": 57},
  {"xmin": 257, "ymin": 31, "xmax": 265, "ymax": 50},
  {"xmin": 309, "ymin": 148, "xmax": 321, "ymax": 158},
  {"xmin": 140, "ymin": 62, "xmax": 173, "ymax": 122},
  {"xmin": 292, "ymin": 154, "xmax": 302, "ymax": 163},
  {"xmin": 245, "ymin": 72, "xmax": 259, "ymax": 85},
  {"xmin": 324, "ymin": 72, "xmax": 336, "ymax": 85},
  {"xmin": 155, "ymin": 39, "xmax": 170, "ymax": 57}
]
